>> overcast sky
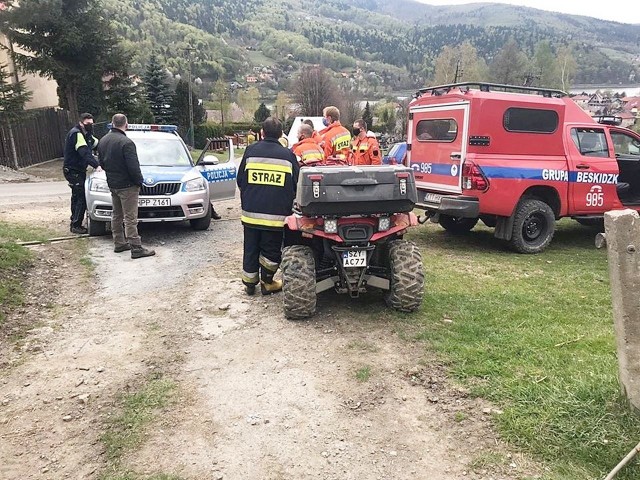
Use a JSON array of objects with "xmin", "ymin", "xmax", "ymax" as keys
[{"xmin": 414, "ymin": 1, "xmax": 640, "ymax": 25}]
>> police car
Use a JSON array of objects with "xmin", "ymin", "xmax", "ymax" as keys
[{"xmin": 85, "ymin": 124, "xmax": 237, "ymax": 236}]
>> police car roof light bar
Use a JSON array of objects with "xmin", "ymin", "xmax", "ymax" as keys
[
  {"xmin": 415, "ymin": 82, "xmax": 567, "ymax": 99},
  {"xmin": 106, "ymin": 123, "xmax": 178, "ymax": 133}
]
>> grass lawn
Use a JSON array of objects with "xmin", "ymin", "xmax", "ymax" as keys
[
  {"xmin": 0, "ymin": 222, "xmax": 54, "ymax": 324},
  {"xmin": 406, "ymin": 218, "xmax": 640, "ymax": 479}
]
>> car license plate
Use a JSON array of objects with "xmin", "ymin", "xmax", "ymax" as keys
[
  {"xmin": 138, "ymin": 197, "xmax": 171, "ymax": 207},
  {"xmin": 342, "ymin": 250, "xmax": 367, "ymax": 268},
  {"xmin": 424, "ymin": 193, "xmax": 442, "ymax": 204}
]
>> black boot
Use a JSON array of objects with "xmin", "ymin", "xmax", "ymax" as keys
[
  {"xmin": 211, "ymin": 207, "xmax": 222, "ymax": 220},
  {"xmin": 131, "ymin": 245, "xmax": 156, "ymax": 259}
]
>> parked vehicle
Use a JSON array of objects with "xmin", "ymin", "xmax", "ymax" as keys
[
  {"xmin": 406, "ymin": 82, "xmax": 640, "ymax": 253},
  {"xmin": 85, "ymin": 125, "xmax": 237, "ymax": 236},
  {"xmin": 383, "ymin": 141, "xmax": 407, "ymax": 165},
  {"xmin": 281, "ymin": 163, "xmax": 424, "ymax": 319}
]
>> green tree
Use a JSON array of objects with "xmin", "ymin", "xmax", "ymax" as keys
[
  {"xmin": 173, "ymin": 79, "xmax": 206, "ymax": 142},
  {"xmin": 237, "ymin": 87, "xmax": 260, "ymax": 121},
  {"xmin": 273, "ymin": 91, "xmax": 289, "ymax": 120},
  {"xmin": 433, "ymin": 41, "xmax": 488, "ymax": 84},
  {"xmin": 143, "ymin": 53, "xmax": 174, "ymax": 124},
  {"xmin": 533, "ymin": 40, "xmax": 556, "ymax": 88},
  {"xmin": 489, "ymin": 37, "xmax": 529, "ymax": 85},
  {"xmin": 104, "ymin": 74, "xmax": 153, "ymax": 123},
  {"xmin": 211, "ymin": 79, "xmax": 230, "ymax": 128},
  {"xmin": 0, "ymin": 63, "xmax": 32, "ymax": 169},
  {"xmin": 362, "ymin": 102, "xmax": 373, "ymax": 130},
  {"xmin": 555, "ymin": 45, "xmax": 577, "ymax": 92},
  {"xmin": 254, "ymin": 102, "xmax": 271, "ymax": 123},
  {"xmin": 0, "ymin": 0, "xmax": 124, "ymax": 118}
]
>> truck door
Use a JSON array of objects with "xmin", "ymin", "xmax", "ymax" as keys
[
  {"xmin": 566, "ymin": 126, "xmax": 618, "ymax": 214},
  {"xmin": 407, "ymin": 103, "xmax": 469, "ymax": 194}
]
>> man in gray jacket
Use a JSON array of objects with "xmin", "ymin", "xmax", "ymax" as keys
[{"xmin": 98, "ymin": 114, "xmax": 155, "ymax": 259}]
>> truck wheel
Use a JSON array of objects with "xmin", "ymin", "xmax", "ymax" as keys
[
  {"xmin": 439, "ymin": 215, "xmax": 478, "ymax": 234},
  {"xmin": 190, "ymin": 203, "xmax": 212, "ymax": 231},
  {"xmin": 87, "ymin": 217, "xmax": 107, "ymax": 236},
  {"xmin": 509, "ymin": 199, "xmax": 555, "ymax": 254},
  {"xmin": 281, "ymin": 245, "xmax": 317, "ymax": 319},
  {"xmin": 384, "ymin": 240, "xmax": 424, "ymax": 312}
]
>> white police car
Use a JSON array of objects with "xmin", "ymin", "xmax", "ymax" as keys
[{"xmin": 85, "ymin": 124, "xmax": 237, "ymax": 236}]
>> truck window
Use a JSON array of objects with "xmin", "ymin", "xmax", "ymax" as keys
[
  {"xmin": 503, "ymin": 107, "xmax": 558, "ymax": 133},
  {"xmin": 415, "ymin": 119, "xmax": 457, "ymax": 142},
  {"xmin": 611, "ymin": 131, "xmax": 640, "ymax": 156},
  {"xmin": 570, "ymin": 128, "xmax": 609, "ymax": 158}
]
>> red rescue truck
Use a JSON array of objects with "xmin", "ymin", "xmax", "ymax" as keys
[{"xmin": 407, "ymin": 82, "xmax": 640, "ymax": 253}]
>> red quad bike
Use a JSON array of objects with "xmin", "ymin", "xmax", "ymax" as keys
[{"xmin": 281, "ymin": 159, "xmax": 425, "ymax": 319}]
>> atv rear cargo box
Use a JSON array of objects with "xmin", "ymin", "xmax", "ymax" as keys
[{"xmin": 296, "ymin": 165, "xmax": 418, "ymax": 216}]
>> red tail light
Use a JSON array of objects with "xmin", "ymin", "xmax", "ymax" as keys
[{"xmin": 462, "ymin": 162, "xmax": 489, "ymax": 192}]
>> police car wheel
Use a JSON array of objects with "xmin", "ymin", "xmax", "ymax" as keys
[
  {"xmin": 509, "ymin": 199, "xmax": 555, "ymax": 254},
  {"xmin": 87, "ymin": 217, "xmax": 108, "ymax": 236},
  {"xmin": 439, "ymin": 215, "xmax": 479, "ymax": 234},
  {"xmin": 281, "ymin": 245, "xmax": 316, "ymax": 320},
  {"xmin": 189, "ymin": 204, "xmax": 212, "ymax": 231},
  {"xmin": 384, "ymin": 240, "xmax": 424, "ymax": 312}
]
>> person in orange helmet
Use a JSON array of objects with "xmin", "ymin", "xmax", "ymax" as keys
[
  {"xmin": 350, "ymin": 118, "xmax": 381, "ymax": 166},
  {"xmin": 319, "ymin": 105, "xmax": 351, "ymax": 162},
  {"xmin": 292, "ymin": 123, "xmax": 324, "ymax": 165}
]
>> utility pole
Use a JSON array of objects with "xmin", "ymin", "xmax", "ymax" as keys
[{"xmin": 184, "ymin": 47, "xmax": 196, "ymax": 148}]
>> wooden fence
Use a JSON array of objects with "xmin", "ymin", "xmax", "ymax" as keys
[{"xmin": 0, "ymin": 108, "xmax": 74, "ymax": 169}]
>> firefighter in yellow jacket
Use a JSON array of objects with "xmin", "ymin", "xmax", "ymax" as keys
[{"xmin": 236, "ymin": 117, "xmax": 300, "ymax": 296}]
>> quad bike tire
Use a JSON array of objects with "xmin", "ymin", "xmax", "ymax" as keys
[
  {"xmin": 281, "ymin": 245, "xmax": 317, "ymax": 319},
  {"xmin": 384, "ymin": 240, "xmax": 425, "ymax": 312}
]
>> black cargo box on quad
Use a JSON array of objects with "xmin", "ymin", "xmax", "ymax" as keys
[{"xmin": 296, "ymin": 165, "xmax": 418, "ymax": 216}]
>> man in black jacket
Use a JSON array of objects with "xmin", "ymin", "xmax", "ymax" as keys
[
  {"xmin": 237, "ymin": 117, "xmax": 300, "ymax": 295},
  {"xmin": 63, "ymin": 113, "xmax": 101, "ymax": 234},
  {"xmin": 97, "ymin": 114, "xmax": 155, "ymax": 259}
]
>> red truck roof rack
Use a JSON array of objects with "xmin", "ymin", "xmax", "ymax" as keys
[{"xmin": 415, "ymin": 82, "xmax": 567, "ymax": 99}]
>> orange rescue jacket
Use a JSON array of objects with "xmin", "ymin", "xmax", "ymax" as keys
[
  {"xmin": 351, "ymin": 133, "xmax": 381, "ymax": 166},
  {"xmin": 292, "ymin": 137, "xmax": 324, "ymax": 165},
  {"xmin": 320, "ymin": 122, "xmax": 351, "ymax": 161}
]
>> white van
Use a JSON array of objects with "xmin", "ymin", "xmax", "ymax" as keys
[{"xmin": 286, "ymin": 116, "xmax": 325, "ymax": 147}]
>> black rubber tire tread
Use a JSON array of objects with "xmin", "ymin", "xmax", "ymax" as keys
[
  {"xmin": 439, "ymin": 215, "xmax": 479, "ymax": 234},
  {"xmin": 190, "ymin": 203, "xmax": 212, "ymax": 231},
  {"xmin": 509, "ymin": 198, "xmax": 555, "ymax": 254},
  {"xmin": 281, "ymin": 245, "xmax": 317, "ymax": 319},
  {"xmin": 384, "ymin": 240, "xmax": 425, "ymax": 312},
  {"xmin": 87, "ymin": 217, "xmax": 107, "ymax": 236}
]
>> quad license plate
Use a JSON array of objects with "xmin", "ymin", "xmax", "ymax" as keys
[
  {"xmin": 138, "ymin": 197, "xmax": 171, "ymax": 207},
  {"xmin": 342, "ymin": 250, "xmax": 367, "ymax": 268},
  {"xmin": 424, "ymin": 193, "xmax": 442, "ymax": 204}
]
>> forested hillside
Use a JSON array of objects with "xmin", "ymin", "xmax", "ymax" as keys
[{"xmin": 105, "ymin": 0, "xmax": 640, "ymax": 90}]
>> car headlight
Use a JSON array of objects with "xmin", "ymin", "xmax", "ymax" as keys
[
  {"xmin": 90, "ymin": 178, "xmax": 110, "ymax": 193},
  {"xmin": 184, "ymin": 177, "xmax": 206, "ymax": 192}
]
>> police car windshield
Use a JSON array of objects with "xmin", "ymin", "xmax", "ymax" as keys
[{"xmin": 132, "ymin": 138, "xmax": 192, "ymax": 167}]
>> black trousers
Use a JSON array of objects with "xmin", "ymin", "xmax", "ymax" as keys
[
  {"xmin": 63, "ymin": 168, "xmax": 86, "ymax": 229},
  {"xmin": 242, "ymin": 226, "xmax": 283, "ymax": 286}
]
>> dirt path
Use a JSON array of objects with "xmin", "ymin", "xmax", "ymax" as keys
[{"xmin": 0, "ymin": 190, "xmax": 540, "ymax": 479}]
